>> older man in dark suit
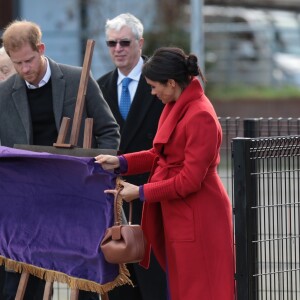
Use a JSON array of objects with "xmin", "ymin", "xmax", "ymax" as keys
[
  {"xmin": 97, "ymin": 13, "xmax": 167, "ymax": 300},
  {"xmin": 0, "ymin": 20, "xmax": 120, "ymax": 300}
]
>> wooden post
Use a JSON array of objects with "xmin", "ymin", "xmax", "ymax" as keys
[
  {"xmin": 53, "ymin": 39, "xmax": 95, "ymax": 149},
  {"xmin": 70, "ymin": 288, "xmax": 79, "ymax": 300},
  {"xmin": 15, "ymin": 272, "xmax": 29, "ymax": 300},
  {"xmin": 43, "ymin": 281, "xmax": 53, "ymax": 300},
  {"xmin": 101, "ymin": 292, "xmax": 110, "ymax": 300},
  {"xmin": 83, "ymin": 118, "xmax": 93, "ymax": 149},
  {"xmin": 69, "ymin": 39, "xmax": 95, "ymax": 147}
]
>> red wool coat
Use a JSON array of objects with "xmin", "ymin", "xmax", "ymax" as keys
[{"xmin": 123, "ymin": 78, "xmax": 235, "ymax": 300}]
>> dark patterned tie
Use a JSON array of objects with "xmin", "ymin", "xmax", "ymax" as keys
[{"xmin": 119, "ymin": 77, "xmax": 133, "ymax": 120}]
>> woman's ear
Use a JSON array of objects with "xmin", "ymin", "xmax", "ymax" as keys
[{"xmin": 168, "ymin": 79, "xmax": 176, "ymax": 88}]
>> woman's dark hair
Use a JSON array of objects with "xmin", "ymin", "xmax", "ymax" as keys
[{"xmin": 142, "ymin": 47, "xmax": 206, "ymax": 89}]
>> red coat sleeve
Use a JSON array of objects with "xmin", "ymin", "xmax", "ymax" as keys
[
  {"xmin": 123, "ymin": 148, "xmax": 157, "ymax": 175},
  {"xmin": 144, "ymin": 110, "xmax": 221, "ymax": 202}
]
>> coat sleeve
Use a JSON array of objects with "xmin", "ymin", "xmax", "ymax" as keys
[
  {"xmin": 123, "ymin": 148, "xmax": 158, "ymax": 175},
  {"xmin": 143, "ymin": 110, "xmax": 221, "ymax": 202}
]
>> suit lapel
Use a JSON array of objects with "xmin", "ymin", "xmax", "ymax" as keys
[
  {"xmin": 102, "ymin": 70, "xmax": 124, "ymax": 127},
  {"xmin": 121, "ymin": 76, "xmax": 154, "ymax": 151},
  {"xmin": 48, "ymin": 58, "xmax": 66, "ymax": 131},
  {"xmin": 12, "ymin": 77, "xmax": 32, "ymax": 143}
]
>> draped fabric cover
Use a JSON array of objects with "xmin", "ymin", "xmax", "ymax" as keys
[{"xmin": 0, "ymin": 146, "xmax": 130, "ymax": 293}]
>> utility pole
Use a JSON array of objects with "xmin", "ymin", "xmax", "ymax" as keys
[{"xmin": 190, "ymin": 0, "xmax": 205, "ymax": 73}]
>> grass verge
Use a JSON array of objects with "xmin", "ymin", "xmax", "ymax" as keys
[{"xmin": 205, "ymin": 84, "xmax": 300, "ymax": 101}]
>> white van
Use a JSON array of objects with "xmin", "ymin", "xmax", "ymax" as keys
[{"xmin": 203, "ymin": 5, "xmax": 300, "ymax": 86}]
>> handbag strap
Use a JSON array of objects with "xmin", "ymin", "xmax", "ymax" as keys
[{"xmin": 114, "ymin": 184, "xmax": 133, "ymax": 225}]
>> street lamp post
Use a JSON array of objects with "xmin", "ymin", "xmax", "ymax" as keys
[{"xmin": 190, "ymin": 0, "xmax": 205, "ymax": 74}]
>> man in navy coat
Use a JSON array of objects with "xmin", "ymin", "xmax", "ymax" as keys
[{"xmin": 97, "ymin": 13, "xmax": 167, "ymax": 300}]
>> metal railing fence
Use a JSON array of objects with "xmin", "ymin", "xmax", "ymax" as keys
[
  {"xmin": 233, "ymin": 135, "xmax": 300, "ymax": 299},
  {"xmin": 218, "ymin": 117, "xmax": 300, "ymax": 193}
]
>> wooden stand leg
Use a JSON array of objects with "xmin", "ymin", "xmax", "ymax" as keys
[
  {"xmin": 43, "ymin": 281, "xmax": 53, "ymax": 300},
  {"xmin": 70, "ymin": 288, "xmax": 79, "ymax": 300},
  {"xmin": 83, "ymin": 118, "xmax": 93, "ymax": 149},
  {"xmin": 101, "ymin": 292, "xmax": 110, "ymax": 300},
  {"xmin": 15, "ymin": 271, "xmax": 30, "ymax": 300}
]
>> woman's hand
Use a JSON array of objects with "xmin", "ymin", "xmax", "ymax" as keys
[
  {"xmin": 105, "ymin": 180, "xmax": 140, "ymax": 202},
  {"xmin": 94, "ymin": 154, "xmax": 120, "ymax": 170}
]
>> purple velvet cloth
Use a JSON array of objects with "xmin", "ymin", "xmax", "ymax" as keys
[{"xmin": 0, "ymin": 146, "xmax": 119, "ymax": 286}]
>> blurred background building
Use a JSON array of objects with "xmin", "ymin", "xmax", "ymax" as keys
[{"xmin": 1, "ymin": 0, "xmax": 300, "ymax": 87}]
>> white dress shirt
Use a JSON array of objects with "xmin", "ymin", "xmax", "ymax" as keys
[{"xmin": 117, "ymin": 57, "xmax": 143, "ymax": 105}]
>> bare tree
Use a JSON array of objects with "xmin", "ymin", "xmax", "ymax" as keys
[{"xmin": 143, "ymin": 0, "xmax": 190, "ymax": 55}]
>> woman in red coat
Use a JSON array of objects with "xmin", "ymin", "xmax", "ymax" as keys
[{"xmin": 95, "ymin": 47, "xmax": 235, "ymax": 300}]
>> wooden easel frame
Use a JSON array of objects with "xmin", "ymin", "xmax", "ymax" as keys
[{"xmin": 13, "ymin": 39, "xmax": 112, "ymax": 300}]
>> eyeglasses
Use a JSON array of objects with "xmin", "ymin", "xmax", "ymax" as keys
[{"xmin": 106, "ymin": 40, "xmax": 131, "ymax": 48}]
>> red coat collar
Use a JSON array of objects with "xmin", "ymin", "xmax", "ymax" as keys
[{"xmin": 153, "ymin": 78, "xmax": 204, "ymax": 147}]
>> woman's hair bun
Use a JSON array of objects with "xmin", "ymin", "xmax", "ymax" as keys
[{"xmin": 186, "ymin": 54, "xmax": 200, "ymax": 76}]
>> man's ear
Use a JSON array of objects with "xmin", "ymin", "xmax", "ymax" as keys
[
  {"xmin": 139, "ymin": 38, "xmax": 144, "ymax": 49},
  {"xmin": 38, "ymin": 43, "xmax": 45, "ymax": 55}
]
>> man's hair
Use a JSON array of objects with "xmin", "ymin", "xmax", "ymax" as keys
[
  {"xmin": 105, "ymin": 13, "xmax": 144, "ymax": 40},
  {"xmin": 2, "ymin": 20, "xmax": 42, "ymax": 56}
]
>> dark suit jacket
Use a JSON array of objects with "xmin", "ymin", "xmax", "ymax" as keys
[
  {"xmin": 97, "ymin": 66, "xmax": 164, "ymax": 223},
  {"xmin": 0, "ymin": 57, "xmax": 120, "ymax": 149},
  {"xmin": 97, "ymin": 63, "xmax": 166, "ymax": 300}
]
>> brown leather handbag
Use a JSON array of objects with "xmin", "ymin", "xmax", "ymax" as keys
[{"xmin": 100, "ymin": 186, "xmax": 147, "ymax": 264}]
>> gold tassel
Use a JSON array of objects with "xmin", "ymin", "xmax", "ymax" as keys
[{"xmin": 0, "ymin": 255, "xmax": 132, "ymax": 294}]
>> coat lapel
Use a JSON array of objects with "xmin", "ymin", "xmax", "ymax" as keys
[
  {"xmin": 48, "ymin": 58, "xmax": 66, "ymax": 131},
  {"xmin": 154, "ymin": 78, "xmax": 204, "ymax": 147},
  {"xmin": 103, "ymin": 70, "xmax": 124, "ymax": 127},
  {"xmin": 12, "ymin": 77, "xmax": 32, "ymax": 143}
]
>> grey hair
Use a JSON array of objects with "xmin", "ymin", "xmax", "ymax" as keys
[{"xmin": 105, "ymin": 13, "xmax": 144, "ymax": 40}]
